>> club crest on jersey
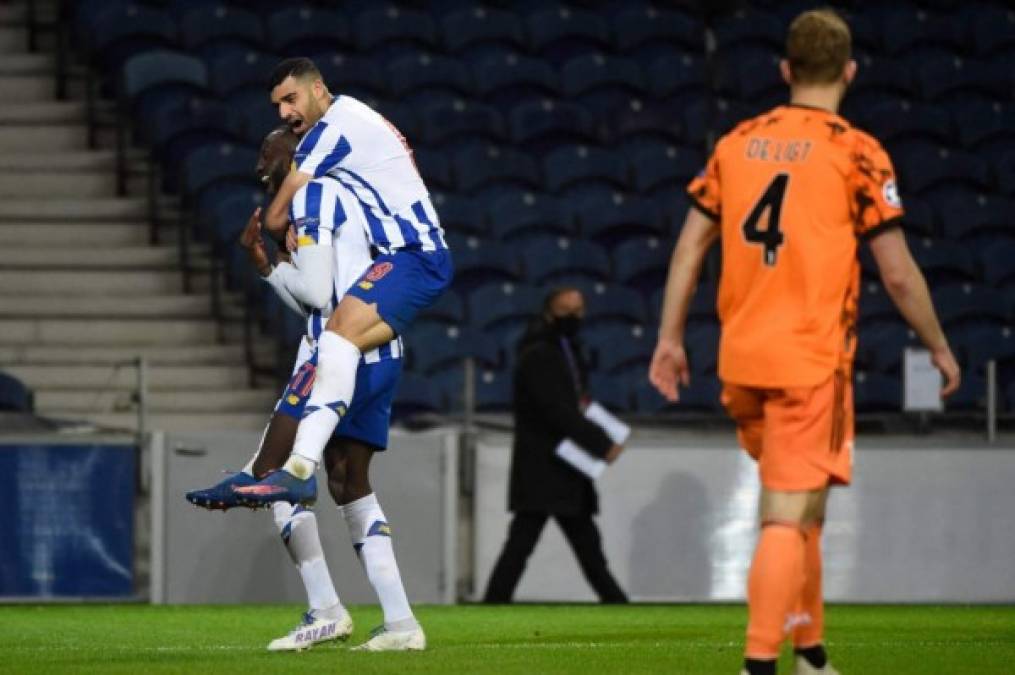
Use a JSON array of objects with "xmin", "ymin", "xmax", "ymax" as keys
[
  {"xmin": 358, "ymin": 281, "xmax": 374, "ymax": 290},
  {"xmin": 882, "ymin": 179, "xmax": 902, "ymax": 209},
  {"xmin": 364, "ymin": 261, "xmax": 394, "ymax": 282}
]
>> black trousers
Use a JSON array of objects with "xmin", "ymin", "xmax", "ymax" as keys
[{"xmin": 483, "ymin": 511, "xmax": 628, "ymax": 604}]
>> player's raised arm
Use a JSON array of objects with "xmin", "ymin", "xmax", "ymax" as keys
[
  {"xmin": 649, "ymin": 206, "xmax": 720, "ymax": 402},
  {"xmin": 264, "ymin": 169, "xmax": 311, "ymax": 235},
  {"xmin": 867, "ymin": 228, "xmax": 960, "ymax": 397}
]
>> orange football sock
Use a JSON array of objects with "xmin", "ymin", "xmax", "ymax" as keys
[
  {"xmin": 793, "ymin": 522, "xmax": 824, "ymax": 648},
  {"xmin": 745, "ymin": 523, "xmax": 806, "ymax": 659}
]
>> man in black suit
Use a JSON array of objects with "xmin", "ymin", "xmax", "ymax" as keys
[{"xmin": 483, "ymin": 287, "xmax": 628, "ymax": 604}]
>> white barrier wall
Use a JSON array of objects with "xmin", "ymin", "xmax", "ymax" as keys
[
  {"xmin": 151, "ymin": 428, "xmax": 457, "ymax": 605},
  {"xmin": 474, "ymin": 431, "xmax": 1015, "ymax": 603}
]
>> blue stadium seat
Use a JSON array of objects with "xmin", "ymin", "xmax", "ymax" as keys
[
  {"xmin": 858, "ymin": 100, "xmax": 951, "ymax": 145},
  {"xmin": 849, "ymin": 55, "xmax": 916, "ymax": 101},
  {"xmin": 543, "ymin": 145, "xmax": 627, "ymax": 195},
  {"xmin": 85, "ymin": 4, "xmax": 177, "ymax": 72},
  {"xmin": 854, "ymin": 371, "xmax": 900, "ymax": 413},
  {"xmin": 952, "ymin": 323, "xmax": 1015, "ymax": 372},
  {"xmin": 647, "ymin": 53, "xmax": 707, "ymax": 102},
  {"xmin": 858, "ymin": 281, "xmax": 898, "ymax": 323},
  {"xmin": 980, "ymin": 239, "xmax": 1015, "ymax": 287},
  {"xmin": 431, "ymin": 192, "xmax": 486, "ymax": 236},
  {"xmin": 468, "ymin": 282, "xmax": 543, "ymax": 332},
  {"xmin": 932, "ymin": 283, "xmax": 1011, "ymax": 327},
  {"xmin": 713, "ymin": 8, "xmax": 784, "ymax": 51},
  {"xmin": 629, "ymin": 144, "xmax": 703, "ymax": 196},
  {"xmin": 263, "ymin": 7, "xmax": 352, "ymax": 56},
  {"xmin": 571, "ymin": 190, "xmax": 664, "ymax": 245},
  {"xmin": 875, "ymin": 6, "xmax": 966, "ymax": 57},
  {"xmin": 950, "ymin": 101, "xmax": 1015, "ymax": 155},
  {"xmin": 488, "ymin": 191, "xmax": 572, "ymax": 242},
  {"xmin": 472, "ymin": 52, "xmax": 558, "ymax": 105},
  {"xmin": 373, "ymin": 101, "xmax": 420, "ymax": 144},
  {"xmin": 392, "ymin": 373, "xmax": 441, "ymax": 418},
  {"xmin": 613, "ymin": 7, "xmax": 704, "ymax": 54},
  {"xmin": 0, "ymin": 372, "xmax": 33, "ymax": 412},
  {"xmin": 914, "ymin": 53, "xmax": 1009, "ymax": 102},
  {"xmin": 574, "ymin": 282, "xmax": 648, "ymax": 329},
  {"xmin": 180, "ymin": 5, "xmax": 263, "ymax": 54},
  {"xmin": 947, "ymin": 371, "xmax": 987, "ymax": 411},
  {"xmin": 315, "ymin": 54, "xmax": 389, "ymax": 99},
  {"xmin": 419, "ymin": 289, "xmax": 465, "ymax": 325},
  {"xmin": 441, "ymin": 7, "xmax": 526, "ymax": 56},
  {"xmin": 473, "ymin": 368, "xmax": 513, "ymax": 412},
  {"xmin": 896, "ymin": 196, "xmax": 937, "ymax": 237},
  {"xmin": 650, "ymin": 282, "xmax": 719, "ymax": 326},
  {"xmin": 525, "ymin": 6, "xmax": 610, "ymax": 64},
  {"xmin": 354, "ymin": 6, "xmax": 439, "ymax": 54},
  {"xmin": 121, "ymin": 50, "xmax": 208, "ymax": 122},
  {"xmin": 451, "ymin": 144, "xmax": 540, "ymax": 195},
  {"xmin": 684, "ymin": 321, "xmax": 720, "ymax": 375},
  {"xmin": 856, "ymin": 320, "xmax": 917, "ymax": 373},
  {"xmin": 179, "ymin": 142, "xmax": 259, "ymax": 210},
  {"xmin": 205, "ymin": 185, "xmax": 262, "ymax": 248},
  {"xmin": 388, "ymin": 53, "xmax": 472, "ymax": 101},
  {"xmin": 232, "ymin": 89, "xmax": 280, "ymax": 146},
  {"xmin": 520, "ymin": 236, "xmax": 611, "ymax": 285},
  {"xmin": 610, "ymin": 100, "xmax": 685, "ymax": 148},
  {"xmin": 412, "ymin": 149, "xmax": 453, "ymax": 191},
  {"xmin": 632, "ymin": 376, "xmax": 721, "ymax": 413},
  {"xmin": 508, "ymin": 99, "xmax": 597, "ymax": 152},
  {"xmin": 448, "ymin": 235, "xmax": 522, "ymax": 291},
  {"xmin": 894, "ymin": 143, "xmax": 991, "ymax": 195},
  {"xmin": 612, "ymin": 236, "xmax": 670, "ymax": 292},
  {"xmin": 908, "ymin": 237, "xmax": 978, "ymax": 284},
  {"xmin": 560, "ymin": 53, "xmax": 647, "ymax": 115},
  {"xmin": 996, "ymin": 151, "xmax": 1015, "ymax": 197},
  {"xmin": 207, "ymin": 48, "xmax": 274, "ymax": 98},
  {"xmin": 419, "ymin": 99, "xmax": 505, "ymax": 146},
  {"xmin": 934, "ymin": 191, "xmax": 1011, "ymax": 241},
  {"xmin": 587, "ymin": 372, "xmax": 634, "ymax": 413},
  {"xmin": 149, "ymin": 96, "xmax": 245, "ymax": 191},
  {"xmin": 713, "ymin": 46, "xmax": 783, "ymax": 102},
  {"xmin": 585, "ymin": 324, "xmax": 653, "ymax": 373},
  {"xmin": 406, "ymin": 324, "xmax": 500, "ymax": 375},
  {"xmin": 968, "ymin": 4, "xmax": 1015, "ymax": 59}
]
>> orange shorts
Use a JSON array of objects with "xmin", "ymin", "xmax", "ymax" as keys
[{"xmin": 721, "ymin": 371, "xmax": 854, "ymax": 491}]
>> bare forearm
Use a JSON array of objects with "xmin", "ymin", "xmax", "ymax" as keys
[
  {"xmin": 658, "ymin": 214, "xmax": 718, "ymax": 342},
  {"xmin": 883, "ymin": 264, "xmax": 948, "ymax": 352}
]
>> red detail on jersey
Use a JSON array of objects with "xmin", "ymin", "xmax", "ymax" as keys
[{"xmin": 365, "ymin": 261, "xmax": 394, "ymax": 282}]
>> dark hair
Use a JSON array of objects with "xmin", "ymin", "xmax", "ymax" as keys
[
  {"xmin": 267, "ymin": 57, "xmax": 322, "ymax": 91},
  {"xmin": 542, "ymin": 286, "xmax": 580, "ymax": 314}
]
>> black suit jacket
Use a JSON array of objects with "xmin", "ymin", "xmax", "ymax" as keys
[{"xmin": 507, "ymin": 322, "xmax": 613, "ymax": 516}]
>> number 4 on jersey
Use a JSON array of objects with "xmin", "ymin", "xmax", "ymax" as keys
[{"xmin": 742, "ymin": 173, "xmax": 789, "ymax": 266}]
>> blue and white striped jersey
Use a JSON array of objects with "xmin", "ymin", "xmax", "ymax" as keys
[
  {"xmin": 290, "ymin": 176, "xmax": 403, "ymax": 364},
  {"xmin": 293, "ymin": 95, "xmax": 449, "ymax": 255}
]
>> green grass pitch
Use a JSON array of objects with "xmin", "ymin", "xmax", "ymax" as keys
[{"xmin": 1, "ymin": 604, "xmax": 1012, "ymax": 674}]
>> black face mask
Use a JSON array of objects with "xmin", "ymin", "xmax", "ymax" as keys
[{"xmin": 552, "ymin": 314, "xmax": 583, "ymax": 338}]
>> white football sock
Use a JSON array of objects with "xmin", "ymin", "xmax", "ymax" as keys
[
  {"xmin": 273, "ymin": 501, "xmax": 341, "ymax": 612},
  {"xmin": 240, "ymin": 422, "xmax": 271, "ymax": 476},
  {"xmin": 342, "ymin": 493, "xmax": 417, "ymax": 631},
  {"xmin": 286, "ymin": 332, "xmax": 361, "ymax": 473}
]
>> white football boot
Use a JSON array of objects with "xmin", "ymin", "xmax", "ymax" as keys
[
  {"xmin": 351, "ymin": 624, "xmax": 426, "ymax": 652},
  {"xmin": 267, "ymin": 608, "xmax": 353, "ymax": 652},
  {"xmin": 794, "ymin": 656, "xmax": 840, "ymax": 674}
]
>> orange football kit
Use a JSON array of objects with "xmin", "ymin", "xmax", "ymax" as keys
[{"xmin": 687, "ymin": 104, "xmax": 904, "ymax": 490}]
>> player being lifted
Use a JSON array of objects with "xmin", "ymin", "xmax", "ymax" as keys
[
  {"xmin": 235, "ymin": 58, "xmax": 453, "ymax": 510},
  {"xmin": 649, "ymin": 10, "xmax": 960, "ymax": 675},
  {"xmin": 186, "ymin": 127, "xmax": 425, "ymax": 652}
]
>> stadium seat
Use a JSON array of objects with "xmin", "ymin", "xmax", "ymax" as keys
[
  {"xmin": 875, "ymin": 6, "xmax": 965, "ymax": 57},
  {"xmin": 856, "ymin": 320, "xmax": 918, "ymax": 373},
  {"xmin": 412, "ymin": 149, "xmax": 453, "ymax": 191},
  {"xmin": 525, "ymin": 6, "xmax": 610, "ymax": 64},
  {"xmin": 853, "ymin": 371, "xmax": 900, "ymax": 413},
  {"xmin": 179, "ymin": 5, "xmax": 263, "ymax": 54},
  {"xmin": 419, "ymin": 99, "xmax": 505, "ymax": 146},
  {"xmin": 487, "ymin": 191, "xmax": 573, "ymax": 242},
  {"xmin": 585, "ymin": 324, "xmax": 653, "ymax": 373},
  {"xmin": 543, "ymin": 145, "xmax": 628, "ymax": 195},
  {"xmin": 849, "ymin": 55, "xmax": 916, "ymax": 101},
  {"xmin": 149, "ymin": 96, "xmax": 246, "ymax": 191},
  {"xmin": 629, "ymin": 144, "xmax": 703, "ymax": 196},
  {"xmin": 354, "ymin": 6, "xmax": 438, "ymax": 54},
  {"xmin": 713, "ymin": 46, "xmax": 783, "ymax": 102},
  {"xmin": 508, "ymin": 99, "xmax": 597, "ymax": 152},
  {"xmin": 406, "ymin": 324, "xmax": 500, "ymax": 375},
  {"xmin": 980, "ymin": 239, "xmax": 1015, "ymax": 288},
  {"xmin": 392, "ymin": 373, "xmax": 441, "ymax": 418},
  {"xmin": 441, "ymin": 7, "xmax": 526, "ymax": 56},
  {"xmin": 315, "ymin": 54, "xmax": 389, "ymax": 99},
  {"xmin": 560, "ymin": 53, "xmax": 647, "ymax": 115},
  {"xmin": 574, "ymin": 282, "xmax": 648, "ymax": 329},
  {"xmin": 952, "ymin": 323, "xmax": 1015, "ymax": 373},
  {"xmin": 858, "ymin": 100, "xmax": 951, "ymax": 145},
  {"xmin": 448, "ymin": 235, "xmax": 522, "ymax": 291},
  {"xmin": 932, "ymin": 283, "xmax": 1011, "ymax": 328},
  {"xmin": 684, "ymin": 321, "xmax": 720, "ymax": 375},
  {"xmin": 84, "ymin": 3, "xmax": 177, "ymax": 73},
  {"xmin": 474, "ymin": 368, "xmax": 513, "ymax": 412},
  {"xmin": 632, "ymin": 376, "xmax": 721, "ymax": 413},
  {"xmin": 571, "ymin": 190, "xmax": 664, "ymax": 245},
  {"xmin": 712, "ymin": 8, "xmax": 785, "ymax": 51},
  {"xmin": 0, "ymin": 372, "xmax": 33, "ymax": 412},
  {"xmin": 208, "ymin": 48, "xmax": 275, "ymax": 98},
  {"xmin": 179, "ymin": 143, "xmax": 258, "ymax": 207},
  {"xmin": 908, "ymin": 237, "xmax": 978, "ymax": 285},
  {"xmin": 894, "ymin": 143, "xmax": 991, "ymax": 195},
  {"xmin": 472, "ymin": 52, "xmax": 559, "ymax": 105},
  {"xmin": 419, "ymin": 289, "xmax": 466, "ymax": 325},
  {"xmin": 949, "ymin": 101, "xmax": 1015, "ymax": 156},
  {"xmin": 587, "ymin": 372, "xmax": 634, "ymax": 413},
  {"xmin": 431, "ymin": 192, "xmax": 486, "ymax": 236},
  {"xmin": 647, "ymin": 53, "xmax": 708, "ymax": 102},
  {"xmin": 520, "ymin": 236, "xmax": 611, "ymax": 285},
  {"xmin": 612, "ymin": 236, "xmax": 671, "ymax": 292},
  {"xmin": 388, "ymin": 53, "xmax": 473, "ymax": 101},
  {"xmin": 613, "ymin": 6, "xmax": 704, "ymax": 54},
  {"xmin": 468, "ymin": 282, "xmax": 543, "ymax": 333},
  {"xmin": 968, "ymin": 4, "xmax": 1015, "ymax": 59},
  {"xmin": 610, "ymin": 99, "xmax": 685, "ymax": 148},
  {"xmin": 896, "ymin": 197, "xmax": 937, "ymax": 237},
  {"xmin": 914, "ymin": 54, "xmax": 1010, "ymax": 102},
  {"xmin": 373, "ymin": 101, "xmax": 420, "ymax": 144},
  {"xmin": 946, "ymin": 371, "xmax": 987, "ymax": 411},
  {"xmin": 934, "ymin": 191, "xmax": 1011, "ymax": 241},
  {"xmin": 263, "ymin": 7, "xmax": 352, "ymax": 56},
  {"xmin": 858, "ymin": 282, "xmax": 899, "ymax": 324},
  {"xmin": 451, "ymin": 144, "xmax": 540, "ymax": 195},
  {"xmin": 120, "ymin": 50, "xmax": 208, "ymax": 124}
]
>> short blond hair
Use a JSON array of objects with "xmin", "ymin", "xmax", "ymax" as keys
[{"xmin": 785, "ymin": 8, "xmax": 851, "ymax": 84}]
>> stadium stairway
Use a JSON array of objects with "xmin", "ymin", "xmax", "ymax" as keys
[{"xmin": 0, "ymin": 2, "xmax": 275, "ymax": 432}]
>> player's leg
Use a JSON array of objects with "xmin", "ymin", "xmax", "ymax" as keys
[
  {"xmin": 483, "ymin": 512, "xmax": 549, "ymax": 603},
  {"xmin": 555, "ymin": 514, "xmax": 628, "ymax": 603},
  {"xmin": 792, "ymin": 490, "xmax": 833, "ymax": 675}
]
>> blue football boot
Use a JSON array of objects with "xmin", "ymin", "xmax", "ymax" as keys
[
  {"xmin": 185, "ymin": 471, "xmax": 257, "ymax": 511},
  {"xmin": 233, "ymin": 469, "xmax": 317, "ymax": 507}
]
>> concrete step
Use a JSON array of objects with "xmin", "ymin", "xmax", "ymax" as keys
[
  {"xmin": 5, "ymin": 246, "xmax": 179, "ymax": 269},
  {"xmin": 0, "ymin": 270, "xmax": 184, "ymax": 295},
  {"xmin": 0, "ymin": 52, "xmax": 55, "ymax": 76},
  {"xmin": 6, "ymin": 364, "xmax": 251, "ymax": 390},
  {"xmin": 35, "ymin": 388, "xmax": 278, "ymax": 414},
  {"xmin": 0, "ymin": 342, "xmax": 262, "ymax": 366},
  {"xmin": 0, "ymin": 123, "xmax": 86, "ymax": 151},
  {"xmin": 0, "ymin": 222, "xmax": 150, "ymax": 247},
  {"xmin": 0, "ymin": 318, "xmax": 219, "ymax": 345},
  {"xmin": 0, "ymin": 294, "xmax": 221, "ymax": 319},
  {"xmin": 0, "ymin": 197, "xmax": 148, "ymax": 221},
  {"xmin": 0, "ymin": 29, "xmax": 27, "ymax": 54},
  {"xmin": 43, "ymin": 411, "xmax": 271, "ymax": 433},
  {"xmin": 0, "ymin": 170, "xmax": 115, "ymax": 198},
  {"xmin": 0, "ymin": 149, "xmax": 141, "ymax": 171}
]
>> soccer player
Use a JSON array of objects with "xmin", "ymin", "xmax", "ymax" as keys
[
  {"xmin": 187, "ymin": 127, "xmax": 425, "ymax": 652},
  {"xmin": 648, "ymin": 10, "xmax": 960, "ymax": 675},
  {"xmin": 236, "ymin": 57, "xmax": 453, "ymax": 511}
]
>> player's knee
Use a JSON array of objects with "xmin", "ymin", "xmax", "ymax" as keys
[
  {"xmin": 759, "ymin": 489, "xmax": 822, "ymax": 527},
  {"xmin": 327, "ymin": 468, "xmax": 347, "ymax": 504}
]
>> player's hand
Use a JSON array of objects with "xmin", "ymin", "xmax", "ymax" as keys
[
  {"xmin": 931, "ymin": 345, "xmax": 961, "ymax": 398},
  {"xmin": 286, "ymin": 223, "xmax": 298, "ymax": 253},
  {"xmin": 648, "ymin": 338, "xmax": 690, "ymax": 403},
  {"xmin": 238, "ymin": 207, "xmax": 263, "ymax": 250},
  {"xmin": 604, "ymin": 444, "xmax": 625, "ymax": 464}
]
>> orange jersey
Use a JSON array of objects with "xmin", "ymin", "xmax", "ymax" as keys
[{"xmin": 687, "ymin": 104, "xmax": 904, "ymax": 388}]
